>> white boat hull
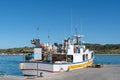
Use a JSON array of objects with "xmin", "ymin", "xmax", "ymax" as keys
[{"xmin": 20, "ymin": 59, "xmax": 93, "ymax": 76}]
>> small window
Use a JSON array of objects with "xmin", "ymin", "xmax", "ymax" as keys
[
  {"xmin": 83, "ymin": 55, "xmax": 85, "ymax": 61},
  {"xmin": 86, "ymin": 54, "xmax": 88, "ymax": 59},
  {"xmin": 91, "ymin": 53, "xmax": 94, "ymax": 58},
  {"xmin": 67, "ymin": 55, "xmax": 73, "ymax": 62}
]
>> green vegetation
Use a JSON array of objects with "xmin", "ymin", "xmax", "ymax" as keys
[
  {"xmin": 0, "ymin": 47, "xmax": 33, "ymax": 54},
  {"xmin": 0, "ymin": 44, "xmax": 120, "ymax": 54},
  {"xmin": 85, "ymin": 44, "xmax": 120, "ymax": 54}
]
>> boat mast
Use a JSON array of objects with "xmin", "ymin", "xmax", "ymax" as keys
[
  {"xmin": 31, "ymin": 27, "xmax": 40, "ymax": 48},
  {"xmin": 48, "ymin": 31, "xmax": 50, "ymax": 46},
  {"xmin": 70, "ymin": 8, "xmax": 73, "ymax": 36},
  {"xmin": 75, "ymin": 28, "xmax": 80, "ymax": 45},
  {"xmin": 36, "ymin": 27, "xmax": 39, "ymax": 39}
]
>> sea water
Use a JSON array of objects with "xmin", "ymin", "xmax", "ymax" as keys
[
  {"xmin": 0, "ymin": 55, "xmax": 24, "ymax": 76},
  {"xmin": 0, "ymin": 54, "xmax": 120, "ymax": 76},
  {"xmin": 94, "ymin": 54, "xmax": 120, "ymax": 64}
]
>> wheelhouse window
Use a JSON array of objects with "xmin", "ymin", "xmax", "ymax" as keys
[
  {"xmin": 91, "ymin": 53, "xmax": 94, "ymax": 58},
  {"xmin": 67, "ymin": 55, "xmax": 73, "ymax": 62},
  {"xmin": 83, "ymin": 54, "xmax": 85, "ymax": 61},
  {"xmin": 86, "ymin": 54, "xmax": 88, "ymax": 60}
]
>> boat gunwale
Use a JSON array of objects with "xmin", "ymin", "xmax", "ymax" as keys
[{"xmin": 20, "ymin": 58, "xmax": 94, "ymax": 65}]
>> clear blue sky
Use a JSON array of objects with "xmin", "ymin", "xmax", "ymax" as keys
[{"xmin": 0, "ymin": 0, "xmax": 120, "ymax": 48}]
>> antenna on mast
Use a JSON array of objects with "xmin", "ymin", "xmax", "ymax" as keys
[
  {"xmin": 31, "ymin": 27, "xmax": 40, "ymax": 48},
  {"xmin": 36, "ymin": 27, "xmax": 39, "ymax": 39},
  {"xmin": 80, "ymin": 20, "xmax": 84, "ymax": 45},
  {"xmin": 70, "ymin": 8, "xmax": 73, "ymax": 36},
  {"xmin": 75, "ymin": 25, "xmax": 78, "ymax": 35},
  {"xmin": 75, "ymin": 27, "xmax": 79, "ymax": 45},
  {"xmin": 70, "ymin": 8, "xmax": 74, "ymax": 44},
  {"xmin": 80, "ymin": 20, "xmax": 83, "ymax": 35},
  {"xmin": 48, "ymin": 31, "xmax": 50, "ymax": 46}
]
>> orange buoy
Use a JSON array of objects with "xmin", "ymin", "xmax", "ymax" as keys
[{"xmin": 39, "ymin": 43, "xmax": 45, "ymax": 48}]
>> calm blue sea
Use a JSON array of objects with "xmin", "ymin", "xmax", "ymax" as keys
[{"xmin": 0, "ymin": 54, "xmax": 120, "ymax": 76}]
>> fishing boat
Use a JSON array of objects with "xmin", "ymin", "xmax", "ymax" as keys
[{"xmin": 19, "ymin": 33, "xmax": 94, "ymax": 76}]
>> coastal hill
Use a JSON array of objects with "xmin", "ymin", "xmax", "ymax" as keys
[
  {"xmin": 0, "ymin": 44, "xmax": 120, "ymax": 54},
  {"xmin": 85, "ymin": 44, "xmax": 120, "ymax": 54}
]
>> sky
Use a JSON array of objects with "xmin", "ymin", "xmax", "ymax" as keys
[{"xmin": 0, "ymin": 0, "xmax": 120, "ymax": 48}]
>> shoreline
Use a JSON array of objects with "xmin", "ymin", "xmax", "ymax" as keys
[
  {"xmin": 0, "ymin": 65, "xmax": 120, "ymax": 80},
  {"xmin": 0, "ymin": 54, "xmax": 23, "ymax": 56},
  {"xmin": 95, "ymin": 54, "xmax": 120, "ymax": 55},
  {"xmin": 0, "ymin": 53, "xmax": 120, "ymax": 55}
]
